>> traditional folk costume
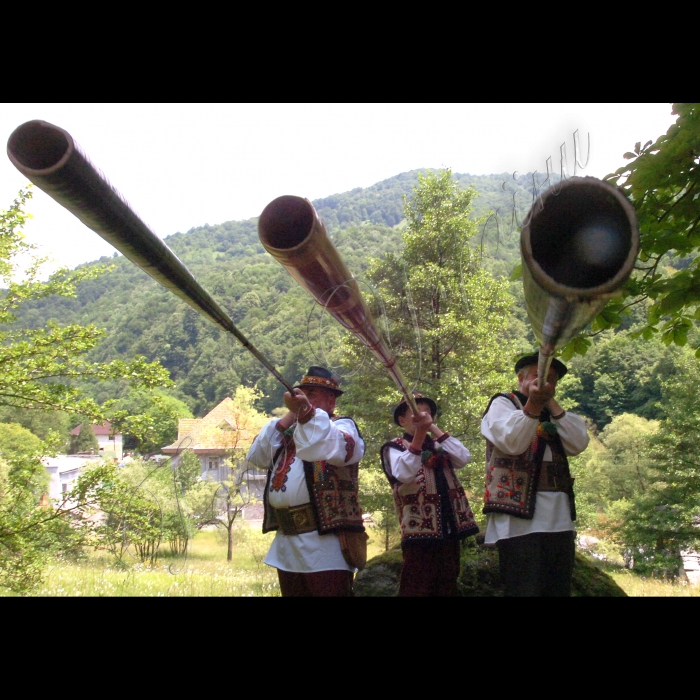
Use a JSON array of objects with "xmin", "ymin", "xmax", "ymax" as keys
[
  {"xmin": 381, "ymin": 394, "xmax": 478, "ymax": 597},
  {"xmin": 481, "ymin": 353, "xmax": 589, "ymax": 596},
  {"xmin": 246, "ymin": 367, "xmax": 366, "ymax": 597}
]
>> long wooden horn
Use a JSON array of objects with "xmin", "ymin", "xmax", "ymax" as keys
[
  {"xmin": 6, "ymin": 119, "xmax": 295, "ymax": 392},
  {"xmin": 258, "ymin": 195, "xmax": 420, "ymax": 416},
  {"xmin": 520, "ymin": 176, "xmax": 639, "ymax": 382}
]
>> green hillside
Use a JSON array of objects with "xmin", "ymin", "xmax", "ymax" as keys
[{"xmin": 12, "ymin": 169, "xmax": 541, "ymax": 416}]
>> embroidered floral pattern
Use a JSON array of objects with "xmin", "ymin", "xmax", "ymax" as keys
[
  {"xmin": 380, "ymin": 439, "xmax": 478, "ymax": 541},
  {"xmin": 483, "ymin": 392, "xmax": 573, "ymax": 519},
  {"xmin": 271, "ymin": 437, "xmax": 295, "ymax": 492},
  {"xmin": 342, "ymin": 432, "xmax": 356, "ymax": 463}
]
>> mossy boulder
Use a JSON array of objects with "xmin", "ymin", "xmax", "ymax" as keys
[
  {"xmin": 354, "ymin": 548, "xmax": 404, "ymax": 597},
  {"xmin": 354, "ymin": 539, "xmax": 627, "ymax": 597}
]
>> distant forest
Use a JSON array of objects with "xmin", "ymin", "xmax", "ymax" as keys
[
  {"xmin": 11, "ymin": 169, "xmax": 548, "ymax": 416},
  {"xmin": 8, "ymin": 166, "xmax": 682, "ymax": 434}
]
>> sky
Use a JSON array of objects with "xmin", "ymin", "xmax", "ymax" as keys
[{"xmin": 0, "ymin": 103, "xmax": 677, "ymax": 276}]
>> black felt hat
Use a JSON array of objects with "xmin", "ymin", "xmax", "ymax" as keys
[
  {"xmin": 393, "ymin": 392, "xmax": 438, "ymax": 426},
  {"xmin": 514, "ymin": 351, "xmax": 568, "ymax": 379},
  {"xmin": 294, "ymin": 366, "xmax": 343, "ymax": 396}
]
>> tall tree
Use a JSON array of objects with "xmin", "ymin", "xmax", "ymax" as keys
[
  {"xmin": 619, "ymin": 349, "xmax": 700, "ymax": 576},
  {"xmin": 0, "ymin": 190, "xmax": 173, "ymax": 592},
  {"xmin": 110, "ymin": 389, "xmax": 194, "ymax": 455},
  {"xmin": 0, "ymin": 424, "xmax": 87, "ymax": 591},
  {"xmin": 69, "ymin": 421, "xmax": 100, "ymax": 454},
  {"xmin": 601, "ymin": 103, "xmax": 700, "ymax": 351},
  {"xmin": 0, "ymin": 189, "xmax": 171, "ymax": 420},
  {"xmin": 340, "ymin": 169, "xmax": 516, "ymax": 522}
]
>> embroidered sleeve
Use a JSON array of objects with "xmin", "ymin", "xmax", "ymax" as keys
[
  {"xmin": 342, "ymin": 432, "xmax": 356, "ymax": 462},
  {"xmin": 293, "ymin": 412, "xmax": 365, "ymax": 465},
  {"xmin": 246, "ymin": 419, "xmax": 285, "ymax": 469},
  {"xmin": 552, "ymin": 411, "xmax": 590, "ymax": 455},
  {"xmin": 481, "ymin": 396, "xmax": 539, "ymax": 456},
  {"xmin": 388, "ymin": 442, "xmax": 424, "ymax": 484},
  {"xmin": 439, "ymin": 435, "xmax": 471, "ymax": 469}
]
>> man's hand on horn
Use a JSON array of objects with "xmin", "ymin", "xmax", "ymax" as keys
[
  {"xmin": 283, "ymin": 388, "xmax": 315, "ymax": 423},
  {"xmin": 525, "ymin": 378, "xmax": 557, "ymax": 416}
]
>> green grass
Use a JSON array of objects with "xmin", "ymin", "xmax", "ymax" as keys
[
  {"xmin": 5, "ymin": 525, "xmax": 388, "ymax": 597},
  {"xmin": 608, "ymin": 569, "xmax": 700, "ymax": 597},
  {"xmin": 14, "ymin": 525, "xmax": 694, "ymax": 597},
  {"xmin": 9, "ymin": 527, "xmax": 280, "ymax": 597}
]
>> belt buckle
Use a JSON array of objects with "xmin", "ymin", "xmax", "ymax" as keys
[
  {"xmin": 276, "ymin": 504, "xmax": 315, "ymax": 535},
  {"xmin": 292, "ymin": 506, "xmax": 313, "ymax": 531}
]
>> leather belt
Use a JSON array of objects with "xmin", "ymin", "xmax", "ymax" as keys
[
  {"xmin": 273, "ymin": 503, "xmax": 318, "ymax": 536},
  {"xmin": 537, "ymin": 462, "xmax": 574, "ymax": 492}
]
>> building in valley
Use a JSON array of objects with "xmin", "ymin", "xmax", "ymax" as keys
[
  {"xmin": 160, "ymin": 397, "xmax": 268, "ymax": 520},
  {"xmin": 68, "ymin": 421, "xmax": 123, "ymax": 461}
]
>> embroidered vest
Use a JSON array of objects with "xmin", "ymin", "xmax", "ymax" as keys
[
  {"xmin": 482, "ymin": 392, "xmax": 576, "ymax": 520},
  {"xmin": 262, "ymin": 416, "xmax": 365, "ymax": 535},
  {"xmin": 380, "ymin": 436, "xmax": 479, "ymax": 546}
]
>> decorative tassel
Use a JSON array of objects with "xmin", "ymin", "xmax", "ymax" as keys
[{"xmin": 540, "ymin": 421, "xmax": 558, "ymax": 436}]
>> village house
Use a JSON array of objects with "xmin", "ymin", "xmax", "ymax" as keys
[
  {"xmin": 43, "ymin": 453, "xmax": 104, "ymax": 503},
  {"xmin": 37, "ymin": 422, "xmax": 122, "ymax": 507},
  {"xmin": 69, "ymin": 420, "xmax": 123, "ymax": 461},
  {"xmin": 161, "ymin": 397, "xmax": 268, "ymax": 520}
]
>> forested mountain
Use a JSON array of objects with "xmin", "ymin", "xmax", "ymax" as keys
[
  {"xmin": 11, "ymin": 169, "xmax": 543, "ymax": 416},
  {"xmin": 8, "ymin": 165, "xmax": 686, "ymax": 430}
]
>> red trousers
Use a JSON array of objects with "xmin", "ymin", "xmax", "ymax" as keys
[
  {"xmin": 399, "ymin": 539, "xmax": 461, "ymax": 597},
  {"xmin": 277, "ymin": 569, "xmax": 354, "ymax": 597}
]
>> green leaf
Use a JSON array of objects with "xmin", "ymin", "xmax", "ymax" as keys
[
  {"xmin": 509, "ymin": 263, "xmax": 522, "ymax": 281},
  {"xmin": 559, "ymin": 342, "xmax": 576, "ymax": 362},
  {"xmin": 674, "ymin": 327, "xmax": 689, "ymax": 346},
  {"xmin": 647, "ymin": 304, "xmax": 662, "ymax": 325},
  {"xmin": 659, "ymin": 289, "xmax": 693, "ymax": 315}
]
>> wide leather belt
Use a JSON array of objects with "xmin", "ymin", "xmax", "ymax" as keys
[
  {"xmin": 273, "ymin": 503, "xmax": 318, "ymax": 536},
  {"xmin": 537, "ymin": 462, "xmax": 574, "ymax": 492}
]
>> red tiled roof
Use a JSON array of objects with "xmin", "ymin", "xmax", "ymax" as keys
[{"xmin": 69, "ymin": 421, "xmax": 119, "ymax": 436}]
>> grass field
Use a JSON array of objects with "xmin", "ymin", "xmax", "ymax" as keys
[
  {"xmin": 11, "ymin": 527, "xmax": 280, "ymax": 597},
  {"xmin": 4, "ymin": 526, "xmax": 697, "ymax": 596},
  {"xmin": 608, "ymin": 570, "xmax": 700, "ymax": 597},
  {"xmin": 6, "ymin": 525, "xmax": 388, "ymax": 598}
]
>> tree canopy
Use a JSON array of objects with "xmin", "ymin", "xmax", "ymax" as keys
[
  {"xmin": 603, "ymin": 103, "xmax": 700, "ymax": 351},
  {"xmin": 340, "ymin": 169, "xmax": 516, "ymax": 533},
  {"xmin": 0, "ymin": 189, "xmax": 172, "ymax": 422},
  {"xmin": 0, "ymin": 190, "xmax": 176, "ymax": 592}
]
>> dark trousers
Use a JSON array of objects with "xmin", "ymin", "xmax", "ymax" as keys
[
  {"xmin": 399, "ymin": 539, "xmax": 461, "ymax": 597},
  {"xmin": 497, "ymin": 530, "xmax": 575, "ymax": 597},
  {"xmin": 277, "ymin": 569, "xmax": 354, "ymax": 597}
]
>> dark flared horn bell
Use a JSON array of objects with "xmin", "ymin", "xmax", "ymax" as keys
[{"xmin": 520, "ymin": 176, "xmax": 639, "ymax": 381}]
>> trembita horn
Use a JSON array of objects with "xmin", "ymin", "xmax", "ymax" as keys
[
  {"xmin": 6, "ymin": 119, "xmax": 295, "ymax": 392},
  {"xmin": 520, "ymin": 176, "xmax": 640, "ymax": 382},
  {"xmin": 258, "ymin": 195, "xmax": 420, "ymax": 416}
]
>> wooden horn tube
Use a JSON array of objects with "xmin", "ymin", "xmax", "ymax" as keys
[
  {"xmin": 7, "ymin": 119, "xmax": 295, "ymax": 392},
  {"xmin": 259, "ymin": 195, "xmax": 420, "ymax": 415},
  {"xmin": 520, "ymin": 176, "xmax": 639, "ymax": 381}
]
